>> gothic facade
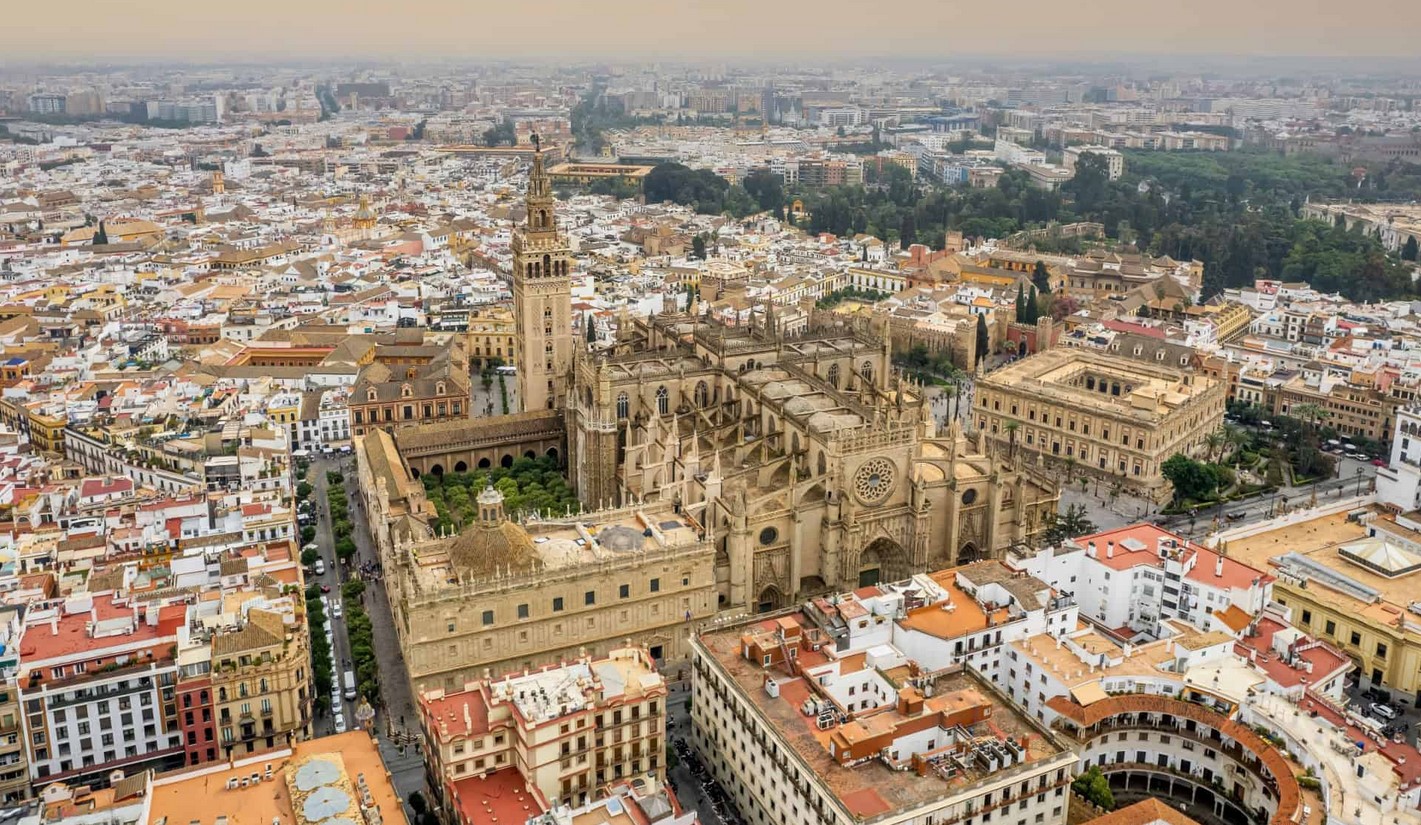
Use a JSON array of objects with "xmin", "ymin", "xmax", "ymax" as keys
[{"xmin": 565, "ymin": 306, "xmax": 1060, "ymax": 612}]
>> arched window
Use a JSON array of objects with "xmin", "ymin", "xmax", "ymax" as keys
[
  {"xmin": 827, "ymin": 363, "xmax": 840, "ymax": 388},
  {"xmin": 616, "ymin": 392, "xmax": 629, "ymax": 419},
  {"xmin": 695, "ymin": 381, "xmax": 709, "ymax": 408},
  {"xmin": 656, "ymin": 386, "xmax": 669, "ymax": 416},
  {"xmin": 861, "ymin": 360, "xmax": 874, "ymax": 385}
]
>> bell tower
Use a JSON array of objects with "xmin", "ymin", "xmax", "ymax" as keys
[{"xmin": 512, "ymin": 135, "xmax": 574, "ymax": 412}]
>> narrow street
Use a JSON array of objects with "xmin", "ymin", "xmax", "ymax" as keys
[
  {"xmin": 339, "ymin": 462, "xmax": 427, "ymax": 806},
  {"xmin": 309, "ymin": 458, "xmax": 353, "ymax": 737}
]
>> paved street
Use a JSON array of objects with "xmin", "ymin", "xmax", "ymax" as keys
[
  {"xmin": 1055, "ymin": 453, "xmax": 1379, "ymax": 539},
  {"xmin": 340, "ymin": 462, "xmax": 427, "ymax": 807},
  {"xmin": 308, "ymin": 458, "xmax": 354, "ymax": 737}
]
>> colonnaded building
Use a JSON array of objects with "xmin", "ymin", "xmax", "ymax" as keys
[{"xmin": 357, "ymin": 142, "xmax": 1060, "ymax": 695}]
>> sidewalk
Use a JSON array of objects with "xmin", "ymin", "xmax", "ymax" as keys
[{"xmin": 344, "ymin": 469, "xmax": 427, "ymax": 806}]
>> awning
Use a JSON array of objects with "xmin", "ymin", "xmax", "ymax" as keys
[{"xmin": 1070, "ymin": 682, "xmax": 1109, "ymax": 706}]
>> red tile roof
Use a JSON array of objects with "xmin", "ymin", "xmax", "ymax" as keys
[
  {"xmin": 447, "ymin": 767, "xmax": 544, "ymax": 825},
  {"xmin": 1046, "ymin": 695, "xmax": 1300, "ymax": 825}
]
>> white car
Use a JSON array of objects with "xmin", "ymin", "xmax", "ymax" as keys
[
  {"xmin": 334, "ymin": 713, "xmax": 347, "ymax": 734},
  {"xmin": 332, "ymin": 600, "xmax": 343, "ymax": 620},
  {"xmin": 1370, "ymin": 702, "xmax": 1398, "ymax": 721}
]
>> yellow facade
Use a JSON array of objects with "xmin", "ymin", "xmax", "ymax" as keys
[{"xmin": 976, "ymin": 349, "xmax": 1225, "ymax": 502}]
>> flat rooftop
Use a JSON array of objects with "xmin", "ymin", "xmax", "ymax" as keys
[
  {"xmin": 1220, "ymin": 508, "xmax": 1421, "ymax": 628},
  {"xmin": 412, "ymin": 504, "xmax": 706, "ymax": 589},
  {"xmin": 698, "ymin": 613, "xmax": 1067, "ymax": 819},
  {"xmin": 149, "ymin": 731, "xmax": 405, "ymax": 825},
  {"xmin": 980, "ymin": 348, "xmax": 1217, "ymax": 420}
]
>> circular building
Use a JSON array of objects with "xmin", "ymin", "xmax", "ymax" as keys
[{"xmin": 1047, "ymin": 695, "xmax": 1301, "ymax": 825}]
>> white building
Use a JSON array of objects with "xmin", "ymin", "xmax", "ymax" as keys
[
  {"xmin": 1377, "ymin": 406, "xmax": 1421, "ymax": 512},
  {"xmin": 689, "ymin": 561, "xmax": 1080, "ymax": 825},
  {"xmin": 1006, "ymin": 524, "xmax": 1273, "ymax": 641}
]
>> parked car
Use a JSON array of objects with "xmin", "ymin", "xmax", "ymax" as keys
[
  {"xmin": 1374, "ymin": 458, "xmax": 1388, "ymax": 467},
  {"xmin": 1370, "ymin": 702, "xmax": 1398, "ymax": 721},
  {"xmin": 1227, "ymin": 511, "xmax": 1247, "ymax": 521}
]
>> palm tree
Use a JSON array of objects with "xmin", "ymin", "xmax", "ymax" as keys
[
  {"xmin": 1004, "ymin": 420, "xmax": 1020, "ymax": 459},
  {"xmin": 1292, "ymin": 403, "xmax": 1325, "ymax": 435},
  {"xmin": 1224, "ymin": 423, "xmax": 1250, "ymax": 466},
  {"xmin": 1204, "ymin": 429, "xmax": 1227, "ymax": 464}
]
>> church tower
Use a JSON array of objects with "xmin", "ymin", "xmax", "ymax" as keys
[{"xmin": 512, "ymin": 138, "xmax": 574, "ymax": 412}]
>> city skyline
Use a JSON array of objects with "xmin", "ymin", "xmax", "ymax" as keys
[{"xmin": 7, "ymin": 0, "xmax": 1421, "ymax": 63}]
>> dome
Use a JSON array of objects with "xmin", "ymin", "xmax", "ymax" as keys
[
  {"xmin": 447, "ymin": 484, "xmax": 541, "ymax": 579},
  {"xmin": 448, "ymin": 520, "xmax": 541, "ymax": 579}
]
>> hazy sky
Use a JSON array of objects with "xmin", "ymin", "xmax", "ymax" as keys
[{"xmin": 8, "ymin": 0, "xmax": 1421, "ymax": 63}]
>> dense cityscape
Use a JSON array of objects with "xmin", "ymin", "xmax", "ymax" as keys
[{"xmin": 4, "ymin": 35, "xmax": 1421, "ymax": 825}]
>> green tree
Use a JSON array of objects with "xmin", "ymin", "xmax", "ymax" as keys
[
  {"xmin": 483, "ymin": 120, "xmax": 515, "ymax": 146},
  {"xmin": 1072, "ymin": 766, "xmax": 1115, "ymax": 810},
  {"xmin": 1025, "ymin": 286, "xmax": 1040, "ymax": 324},
  {"xmin": 975, "ymin": 314, "xmax": 989, "ymax": 366},
  {"xmin": 900, "ymin": 213, "xmax": 917, "ymax": 249},
  {"xmin": 1015, "ymin": 283, "xmax": 1026, "ymax": 323},
  {"xmin": 586, "ymin": 318, "xmax": 597, "ymax": 345},
  {"xmin": 742, "ymin": 169, "xmax": 785, "ymax": 213},
  {"xmin": 691, "ymin": 235, "xmax": 707, "ymax": 260},
  {"xmin": 1032, "ymin": 260, "xmax": 1052, "ymax": 294},
  {"xmin": 722, "ymin": 184, "xmax": 758, "ymax": 218},
  {"xmin": 93, "ymin": 221, "xmax": 108, "ymax": 245},
  {"xmin": 1404, "ymin": 235, "xmax": 1419, "ymax": 262},
  {"xmin": 296, "ymin": 481, "xmax": 313, "ymax": 500},
  {"xmin": 301, "ymin": 548, "xmax": 319, "ymax": 567},
  {"xmin": 1161, "ymin": 453, "xmax": 1218, "ymax": 504},
  {"xmin": 1041, "ymin": 503, "xmax": 1096, "ymax": 545}
]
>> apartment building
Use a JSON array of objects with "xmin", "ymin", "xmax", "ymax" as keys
[
  {"xmin": 1061, "ymin": 145, "xmax": 1123, "ymax": 179},
  {"xmin": 689, "ymin": 563, "xmax": 1079, "ymax": 825},
  {"xmin": 1006, "ymin": 523, "xmax": 1272, "ymax": 640},
  {"xmin": 419, "ymin": 647, "xmax": 667, "ymax": 821},
  {"xmin": 149, "ymin": 731, "xmax": 406, "ymax": 825},
  {"xmin": 18, "ymin": 599, "xmax": 189, "ymax": 789},
  {"xmin": 206, "ymin": 605, "xmax": 312, "ymax": 760},
  {"xmin": 975, "ymin": 349, "xmax": 1226, "ymax": 502}
]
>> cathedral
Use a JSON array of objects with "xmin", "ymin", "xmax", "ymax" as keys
[
  {"xmin": 537, "ymin": 148, "xmax": 1061, "ymax": 610},
  {"xmin": 356, "ymin": 142, "xmax": 1060, "ymax": 690}
]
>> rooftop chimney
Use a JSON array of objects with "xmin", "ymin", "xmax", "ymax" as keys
[
  {"xmin": 1106, "ymin": 541, "xmax": 1114, "ymax": 559},
  {"xmin": 1215, "ymin": 554, "xmax": 1224, "ymax": 578},
  {"xmin": 1086, "ymin": 541, "xmax": 1097, "ymax": 559}
]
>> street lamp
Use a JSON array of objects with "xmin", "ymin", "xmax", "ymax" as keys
[{"xmin": 1356, "ymin": 467, "xmax": 1366, "ymax": 498}]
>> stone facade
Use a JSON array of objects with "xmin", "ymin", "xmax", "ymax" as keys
[
  {"xmin": 513, "ymin": 145, "xmax": 574, "ymax": 412},
  {"xmin": 563, "ymin": 305, "xmax": 1058, "ymax": 613},
  {"xmin": 975, "ymin": 348, "xmax": 1226, "ymax": 503}
]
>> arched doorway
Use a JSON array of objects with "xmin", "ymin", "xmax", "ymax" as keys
[
  {"xmin": 858, "ymin": 538, "xmax": 909, "ymax": 587},
  {"xmin": 430, "ymin": 464, "xmax": 444, "ymax": 477},
  {"xmin": 546, "ymin": 447, "xmax": 559, "ymax": 461},
  {"xmin": 756, "ymin": 585, "xmax": 784, "ymax": 613},
  {"xmin": 524, "ymin": 450, "xmax": 536, "ymax": 460},
  {"xmin": 957, "ymin": 542, "xmax": 983, "ymax": 564},
  {"xmin": 454, "ymin": 461, "xmax": 468, "ymax": 473},
  {"xmin": 410, "ymin": 467, "xmax": 420, "ymax": 479},
  {"xmin": 478, "ymin": 457, "xmax": 492, "ymax": 469},
  {"xmin": 501, "ymin": 454, "xmax": 514, "ymax": 468}
]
